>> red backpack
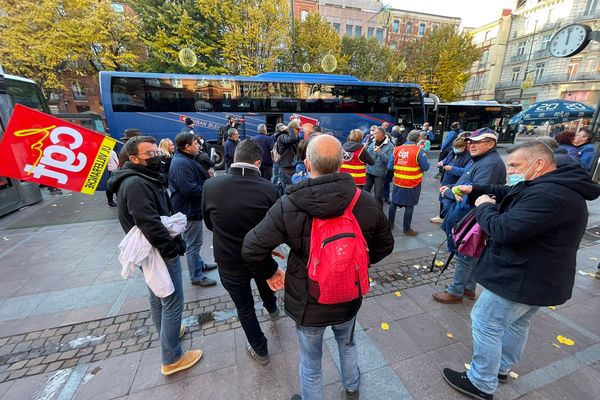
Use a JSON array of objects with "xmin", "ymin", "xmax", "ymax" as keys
[{"xmin": 307, "ymin": 189, "xmax": 370, "ymax": 304}]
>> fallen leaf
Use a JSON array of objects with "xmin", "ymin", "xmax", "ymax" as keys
[
  {"xmin": 435, "ymin": 260, "xmax": 444, "ymax": 267},
  {"xmin": 548, "ymin": 306, "xmax": 556, "ymax": 310},
  {"xmin": 369, "ymin": 277, "xmax": 373, "ymax": 282},
  {"xmin": 413, "ymin": 264, "xmax": 421, "ymax": 269},
  {"xmin": 591, "ymin": 257, "xmax": 598, "ymax": 261},
  {"xmin": 508, "ymin": 371, "xmax": 519, "ymax": 379},
  {"xmin": 552, "ymin": 343, "xmax": 560, "ymax": 348},
  {"xmin": 381, "ymin": 322, "xmax": 390, "ymax": 331},
  {"xmin": 557, "ymin": 335, "xmax": 575, "ymax": 346},
  {"xmin": 464, "ymin": 363, "xmax": 471, "ymax": 370},
  {"xmin": 394, "ymin": 291, "xmax": 402, "ymax": 297},
  {"xmin": 446, "ymin": 332, "xmax": 454, "ymax": 339}
]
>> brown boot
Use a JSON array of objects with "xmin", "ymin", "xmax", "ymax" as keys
[
  {"xmin": 464, "ymin": 290, "xmax": 476, "ymax": 300},
  {"xmin": 402, "ymin": 229, "xmax": 419, "ymax": 237},
  {"xmin": 432, "ymin": 291, "xmax": 463, "ymax": 304}
]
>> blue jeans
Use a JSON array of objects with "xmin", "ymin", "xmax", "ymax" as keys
[
  {"xmin": 388, "ymin": 204, "xmax": 414, "ymax": 232},
  {"xmin": 183, "ymin": 220, "xmax": 207, "ymax": 282},
  {"xmin": 296, "ymin": 317, "xmax": 360, "ymax": 400},
  {"xmin": 447, "ymin": 253, "xmax": 477, "ymax": 297},
  {"xmin": 148, "ymin": 255, "xmax": 184, "ymax": 365},
  {"xmin": 271, "ymin": 163, "xmax": 280, "ymax": 185},
  {"xmin": 467, "ymin": 290, "xmax": 539, "ymax": 394}
]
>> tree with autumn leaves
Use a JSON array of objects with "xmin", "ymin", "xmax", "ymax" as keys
[
  {"xmin": 0, "ymin": 0, "xmax": 481, "ymax": 102},
  {"xmin": 0, "ymin": 0, "xmax": 140, "ymax": 100}
]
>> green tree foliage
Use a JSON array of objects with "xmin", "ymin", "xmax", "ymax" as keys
[
  {"xmin": 340, "ymin": 36, "xmax": 404, "ymax": 82},
  {"xmin": 196, "ymin": 0, "xmax": 291, "ymax": 75},
  {"xmin": 0, "ymin": 0, "xmax": 140, "ymax": 98},
  {"xmin": 400, "ymin": 26, "xmax": 482, "ymax": 101},
  {"xmin": 128, "ymin": 0, "xmax": 225, "ymax": 74},
  {"xmin": 290, "ymin": 13, "xmax": 345, "ymax": 73}
]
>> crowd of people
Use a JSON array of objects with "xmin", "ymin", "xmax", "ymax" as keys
[{"xmin": 107, "ymin": 116, "xmax": 600, "ymax": 400}]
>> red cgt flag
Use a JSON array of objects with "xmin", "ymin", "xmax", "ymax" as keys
[{"xmin": 0, "ymin": 104, "xmax": 116, "ymax": 195}]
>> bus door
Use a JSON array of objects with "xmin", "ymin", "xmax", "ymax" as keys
[
  {"xmin": 394, "ymin": 108, "xmax": 414, "ymax": 129},
  {"xmin": 265, "ymin": 114, "xmax": 283, "ymax": 134},
  {"xmin": 433, "ymin": 105, "xmax": 448, "ymax": 146}
]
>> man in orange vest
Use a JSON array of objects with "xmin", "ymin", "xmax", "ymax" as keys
[
  {"xmin": 340, "ymin": 129, "xmax": 375, "ymax": 188},
  {"xmin": 387, "ymin": 130, "xmax": 430, "ymax": 236}
]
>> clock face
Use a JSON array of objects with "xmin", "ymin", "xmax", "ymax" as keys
[{"xmin": 549, "ymin": 24, "xmax": 591, "ymax": 58}]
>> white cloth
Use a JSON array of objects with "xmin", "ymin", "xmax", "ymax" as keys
[
  {"xmin": 118, "ymin": 213, "xmax": 187, "ymax": 298},
  {"xmin": 107, "ymin": 150, "xmax": 119, "ymax": 172}
]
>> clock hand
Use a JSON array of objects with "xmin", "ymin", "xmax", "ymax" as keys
[{"xmin": 566, "ymin": 29, "xmax": 571, "ymax": 45}]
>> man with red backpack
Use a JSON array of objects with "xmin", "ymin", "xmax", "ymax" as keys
[{"xmin": 242, "ymin": 135, "xmax": 394, "ymax": 400}]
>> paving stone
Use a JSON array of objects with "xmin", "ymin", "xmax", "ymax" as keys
[
  {"xmin": 24, "ymin": 332, "xmax": 42, "ymax": 341},
  {"xmin": 93, "ymin": 351, "xmax": 110, "ymax": 362},
  {"xmin": 44, "ymin": 361, "xmax": 64, "ymax": 372},
  {"xmin": 58, "ymin": 349, "xmax": 78, "ymax": 360},
  {"xmin": 25, "ymin": 365, "xmax": 46, "ymax": 376},
  {"xmin": 8, "ymin": 368, "xmax": 27, "ymax": 380},
  {"xmin": 42, "ymin": 353, "xmax": 60, "ymax": 364},
  {"xmin": 7, "ymin": 360, "xmax": 28, "ymax": 371},
  {"xmin": 77, "ymin": 347, "xmax": 93, "ymax": 357},
  {"xmin": 25, "ymin": 356, "xmax": 45, "ymax": 368}
]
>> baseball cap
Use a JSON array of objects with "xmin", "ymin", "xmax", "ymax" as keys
[{"xmin": 465, "ymin": 127, "xmax": 498, "ymax": 142}]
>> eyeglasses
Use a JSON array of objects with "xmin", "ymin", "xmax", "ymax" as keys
[{"xmin": 140, "ymin": 150, "xmax": 160, "ymax": 157}]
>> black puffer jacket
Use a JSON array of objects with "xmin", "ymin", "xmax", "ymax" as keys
[
  {"xmin": 107, "ymin": 163, "xmax": 184, "ymax": 259},
  {"xmin": 242, "ymin": 173, "xmax": 394, "ymax": 326},
  {"xmin": 472, "ymin": 164, "xmax": 600, "ymax": 306},
  {"xmin": 276, "ymin": 129, "xmax": 299, "ymax": 169}
]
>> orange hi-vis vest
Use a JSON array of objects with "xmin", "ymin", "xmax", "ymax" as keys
[
  {"xmin": 340, "ymin": 148, "xmax": 367, "ymax": 185},
  {"xmin": 392, "ymin": 144, "xmax": 423, "ymax": 188}
]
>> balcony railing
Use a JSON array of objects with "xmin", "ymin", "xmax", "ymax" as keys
[
  {"xmin": 495, "ymin": 81, "xmax": 521, "ymax": 90},
  {"xmin": 509, "ymin": 54, "xmax": 527, "ymax": 64},
  {"xmin": 532, "ymin": 48, "xmax": 549, "ymax": 59}
]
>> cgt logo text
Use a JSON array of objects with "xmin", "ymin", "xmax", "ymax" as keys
[{"xmin": 17, "ymin": 125, "xmax": 113, "ymax": 194}]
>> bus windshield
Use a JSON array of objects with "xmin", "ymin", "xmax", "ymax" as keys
[{"xmin": 5, "ymin": 77, "xmax": 51, "ymax": 114}]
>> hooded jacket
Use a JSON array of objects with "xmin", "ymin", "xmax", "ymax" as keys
[
  {"xmin": 276, "ymin": 129, "xmax": 299, "ymax": 169},
  {"xmin": 242, "ymin": 173, "xmax": 394, "ymax": 326},
  {"xmin": 365, "ymin": 136, "xmax": 394, "ymax": 177},
  {"xmin": 471, "ymin": 164, "xmax": 600, "ymax": 306},
  {"xmin": 108, "ymin": 163, "xmax": 183, "ymax": 260},
  {"xmin": 577, "ymin": 142, "xmax": 596, "ymax": 172},
  {"xmin": 342, "ymin": 141, "xmax": 375, "ymax": 165}
]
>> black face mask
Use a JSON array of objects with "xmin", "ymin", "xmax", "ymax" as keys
[{"xmin": 144, "ymin": 156, "xmax": 162, "ymax": 171}]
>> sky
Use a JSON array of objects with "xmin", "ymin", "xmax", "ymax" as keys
[{"xmin": 387, "ymin": 0, "xmax": 517, "ymax": 29}]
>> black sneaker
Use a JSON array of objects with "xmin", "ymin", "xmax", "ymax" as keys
[
  {"xmin": 268, "ymin": 308, "xmax": 281, "ymax": 322},
  {"xmin": 442, "ymin": 368, "xmax": 493, "ymax": 400},
  {"xmin": 337, "ymin": 386, "xmax": 359, "ymax": 399},
  {"xmin": 191, "ymin": 277, "xmax": 217, "ymax": 287},
  {"xmin": 246, "ymin": 341, "xmax": 269, "ymax": 366},
  {"xmin": 290, "ymin": 396, "xmax": 301, "ymax": 400},
  {"xmin": 107, "ymin": 201, "xmax": 117, "ymax": 208},
  {"xmin": 203, "ymin": 263, "xmax": 218, "ymax": 272},
  {"xmin": 497, "ymin": 373, "xmax": 508, "ymax": 384}
]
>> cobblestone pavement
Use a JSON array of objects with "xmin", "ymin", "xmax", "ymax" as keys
[{"xmin": 0, "ymin": 251, "xmax": 456, "ymax": 383}]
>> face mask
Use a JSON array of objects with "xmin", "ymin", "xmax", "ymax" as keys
[
  {"xmin": 145, "ymin": 156, "xmax": 162, "ymax": 171},
  {"xmin": 508, "ymin": 160, "xmax": 538, "ymax": 185},
  {"xmin": 453, "ymin": 148, "xmax": 463, "ymax": 154}
]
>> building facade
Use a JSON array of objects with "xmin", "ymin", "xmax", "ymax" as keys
[
  {"xmin": 293, "ymin": 0, "xmax": 319, "ymax": 21},
  {"xmin": 386, "ymin": 9, "xmax": 461, "ymax": 48},
  {"xmin": 463, "ymin": 9, "xmax": 513, "ymax": 100},
  {"xmin": 316, "ymin": 0, "xmax": 461, "ymax": 45},
  {"xmin": 494, "ymin": 0, "xmax": 600, "ymax": 106}
]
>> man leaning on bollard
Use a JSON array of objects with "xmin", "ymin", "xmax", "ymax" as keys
[
  {"xmin": 441, "ymin": 140, "xmax": 600, "ymax": 400},
  {"xmin": 242, "ymin": 135, "xmax": 394, "ymax": 400}
]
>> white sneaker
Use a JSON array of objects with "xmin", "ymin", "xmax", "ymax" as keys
[{"xmin": 430, "ymin": 216, "xmax": 444, "ymax": 224}]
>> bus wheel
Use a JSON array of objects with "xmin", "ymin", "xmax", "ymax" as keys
[{"xmin": 212, "ymin": 144, "xmax": 225, "ymax": 170}]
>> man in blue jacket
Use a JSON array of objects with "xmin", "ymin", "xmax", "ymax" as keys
[
  {"xmin": 224, "ymin": 128, "xmax": 240, "ymax": 173},
  {"xmin": 169, "ymin": 132, "xmax": 217, "ymax": 287},
  {"xmin": 364, "ymin": 127, "xmax": 394, "ymax": 205},
  {"xmin": 252, "ymin": 124, "xmax": 274, "ymax": 181},
  {"xmin": 441, "ymin": 140, "xmax": 600, "ymax": 400},
  {"xmin": 433, "ymin": 128, "xmax": 506, "ymax": 304},
  {"xmin": 573, "ymin": 127, "xmax": 597, "ymax": 173},
  {"xmin": 436, "ymin": 122, "xmax": 462, "ymax": 177}
]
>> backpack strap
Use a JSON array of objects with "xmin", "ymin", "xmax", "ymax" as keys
[
  {"xmin": 346, "ymin": 188, "xmax": 362, "ymax": 213},
  {"xmin": 434, "ymin": 251, "xmax": 456, "ymax": 285}
]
